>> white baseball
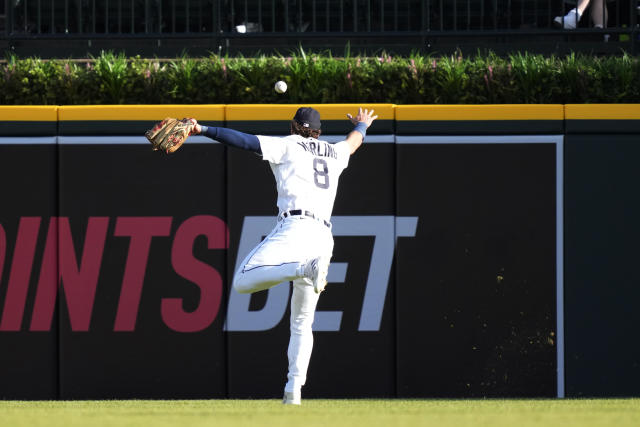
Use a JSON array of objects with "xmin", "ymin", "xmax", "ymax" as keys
[{"xmin": 274, "ymin": 80, "xmax": 287, "ymax": 94}]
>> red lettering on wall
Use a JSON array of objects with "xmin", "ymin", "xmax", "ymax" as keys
[
  {"xmin": 30, "ymin": 217, "xmax": 109, "ymax": 332},
  {"xmin": 1, "ymin": 215, "xmax": 230, "ymax": 333},
  {"xmin": 161, "ymin": 215, "xmax": 228, "ymax": 333},
  {"xmin": 29, "ymin": 217, "xmax": 57, "ymax": 331},
  {"xmin": 0, "ymin": 222, "xmax": 8, "ymax": 328},
  {"xmin": 113, "ymin": 217, "xmax": 172, "ymax": 331},
  {"xmin": 0, "ymin": 223, "xmax": 4, "ymax": 285},
  {"xmin": 0, "ymin": 218, "xmax": 41, "ymax": 331}
]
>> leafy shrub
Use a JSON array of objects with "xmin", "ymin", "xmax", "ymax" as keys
[{"xmin": 0, "ymin": 50, "xmax": 638, "ymax": 104}]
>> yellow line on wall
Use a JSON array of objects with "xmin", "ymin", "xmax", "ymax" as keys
[
  {"xmin": 565, "ymin": 104, "xmax": 640, "ymax": 120},
  {"xmin": 5, "ymin": 104, "xmax": 640, "ymax": 122},
  {"xmin": 0, "ymin": 106, "xmax": 58, "ymax": 121},
  {"xmin": 396, "ymin": 105, "xmax": 564, "ymax": 121},
  {"xmin": 58, "ymin": 105, "xmax": 225, "ymax": 121},
  {"xmin": 226, "ymin": 104, "xmax": 396, "ymax": 121}
]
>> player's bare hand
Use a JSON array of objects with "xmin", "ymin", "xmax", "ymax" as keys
[
  {"xmin": 186, "ymin": 118, "xmax": 201, "ymax": 134},
  {"xmin": 347, "ymin": 107, "xmax": 378, "ymax": 129}
]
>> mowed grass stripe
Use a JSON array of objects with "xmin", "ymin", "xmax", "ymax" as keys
[{"xmin": 0, "ymin": 399, "xmax": 638, "ymax": 427}]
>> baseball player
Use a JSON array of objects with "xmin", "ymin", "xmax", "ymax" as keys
[{"xmin": 189, "ymin": 106, "xmax": 377, "ymax": 405}]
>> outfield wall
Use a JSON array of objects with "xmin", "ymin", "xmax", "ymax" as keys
[{"xmin": 0, "ymin": 104, "xmax": 638, "ymax": 399}]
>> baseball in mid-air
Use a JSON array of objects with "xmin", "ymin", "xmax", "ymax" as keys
[{"xmin": 274, "ymin": 80, "xmax": 287, "ymax": 94}]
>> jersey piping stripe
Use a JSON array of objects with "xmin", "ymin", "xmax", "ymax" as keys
[{"xmin": 242, "ymin": 261, "xmax": 301, "ymax": 273}]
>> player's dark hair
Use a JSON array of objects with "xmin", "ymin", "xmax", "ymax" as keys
[{"xmin": 290, "ymin": 120, "xmax": 321, "ymax": 139}]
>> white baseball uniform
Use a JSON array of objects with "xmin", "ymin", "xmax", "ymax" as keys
[{"xmin": 232, "ymin": 133, "xmax": 351, "ymax": 396}]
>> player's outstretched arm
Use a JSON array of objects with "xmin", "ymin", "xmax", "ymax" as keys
[
  {"xmin": 345, "ymin": 108, "xmax": 378, "ymax": 155},
  {"xmin": 192, "ymin": 120, "xmax": 262, "ymax": 154}
]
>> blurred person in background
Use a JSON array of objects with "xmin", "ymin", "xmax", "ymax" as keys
[{"xmin": 554, "ymin": 0, "xmax": 610, "ymax": 29}]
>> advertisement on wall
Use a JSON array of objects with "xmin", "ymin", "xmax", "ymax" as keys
[{"xmin": 0, "ymin": 134, "xmax": 561, "ymax": 399}]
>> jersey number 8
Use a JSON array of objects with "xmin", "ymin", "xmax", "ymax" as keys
[{"xmin": 313, "ymin": 158, "xmax": 330, "ymax": 189}]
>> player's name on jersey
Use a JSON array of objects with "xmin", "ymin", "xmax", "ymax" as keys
[{"xmin": 296, "ymin": 140, "xmax": 338, "ymax": 159}]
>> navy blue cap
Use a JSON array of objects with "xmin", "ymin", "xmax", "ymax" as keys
[{"xmin": 293, "ymin": 107, "xmax": 321, "ymax": 130}]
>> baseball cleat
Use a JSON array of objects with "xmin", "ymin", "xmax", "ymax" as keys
[{"xmin": 283, "ymin": 391, "xmax": 301, "ymax": 405}]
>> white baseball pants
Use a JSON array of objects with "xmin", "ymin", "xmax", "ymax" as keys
[{"xmin": 232, "ymin": 215, "xmax": 333, "ymax": 395}]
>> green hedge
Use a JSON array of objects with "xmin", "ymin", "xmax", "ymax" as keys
[{"xmin": 1, "ymin": 50, "xmax": 639, "ymax": 104}]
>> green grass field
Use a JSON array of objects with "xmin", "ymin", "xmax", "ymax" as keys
[{"xmin": 1, "ymin": 399, "xmax": 638, "ymax": 427}]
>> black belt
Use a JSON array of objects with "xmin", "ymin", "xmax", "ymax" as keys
[{"xmin": 280, "ymin": 209, "xmax": 331, "ymax": 228}]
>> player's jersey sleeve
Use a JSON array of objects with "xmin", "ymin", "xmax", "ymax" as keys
[
  {"xmin": 258, "ymin": 135, "xmax": 289, "ymax": 164},
  {"xmin": 334, "ymin": 140, "xmax": 351, "ymax": 170}
]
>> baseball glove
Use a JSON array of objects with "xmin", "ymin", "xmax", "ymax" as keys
[{"xmin": 145, "ymin": 117, "xmax": 196, "ymax": 153}]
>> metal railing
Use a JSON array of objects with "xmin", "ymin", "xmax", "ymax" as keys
[{"xmin": 1, "ymin": 0, "xmax": 638, "ymax": 54}]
